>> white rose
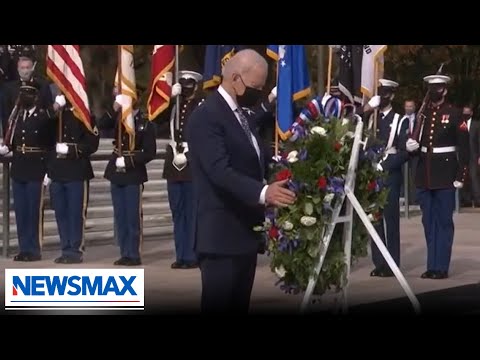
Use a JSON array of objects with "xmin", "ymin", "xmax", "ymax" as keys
[
  {"xmin": 341, "ymin": 118, "xmax": 350, "ymax": 126},
  {"xmin": 324, "ymin": 193, "xmax": 335, "ymax": 204},
  {"xmin": 275, "ymin": 266, "xmax": 286, "ymax": 278},
  {"xmin": 300, "ymin": 216, "xmax": 317, "ymax": 227},
  {"xmin": 367, "ymin": 214, "xmax": 375, "ymax": 221},
  {"xmin": 287, "ymin": 150, "xmax": 299, "ymax": 163},
  {"xmin": 310, "ymin": 126, "xmax": 327, "ymax": 136},
  {"xmin": 282, "ymin": 221, "xmax": 294, "ymax": 231}
]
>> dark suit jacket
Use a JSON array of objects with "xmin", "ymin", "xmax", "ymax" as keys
[
  {"xmin": 187, "ymin": 90, "xmax": 269, "ymax": 256},
  {"xmin": 469, "ymin": 119, "xmax": 480, "ymax": 164}
]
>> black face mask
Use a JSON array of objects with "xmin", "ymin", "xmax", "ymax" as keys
[
  {"xmin": 236, "ymin": 76, "xmax": 263, "ymax": 108},
  {"xmin": 20, "ymin": 94, "xmax": 35, "ymax": 108},
  {"xmin": 379, "ymin": 97, "xmax": 391, "ymax": 109},
  {"xmin": 181, "ymin": 86, "xmax": 195, "ymax": 98},
  {"xmin": 462, "ymin": 113, "xmax": 472, "ymax": 120}
]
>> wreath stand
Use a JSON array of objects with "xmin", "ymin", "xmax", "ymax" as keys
[{"xmin": 300, "ymin": 119, "xmax": 421, "ymax": 315}]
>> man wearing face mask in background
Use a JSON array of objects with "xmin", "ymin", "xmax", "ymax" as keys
[
  {"xmin": 163, "ymin": 70, "xmax": 204, "ymax": 269},
  {"xmin": 187, "ymin": 49, "xmax": 296, "ymax": 313},
  {"xmin": 459, "ymin": 104, "xmax": 480, "ymax": 208},
  {"xmin": 1, "ymin": 50, "xmax": 53, "ymax": 134},
  {"xmin": 404, "ymin": 73, "xmax": 470, "ymax": 279},
  {"xmin": 362, "ymin": 79, "xmax": 410, "ymax": 277},
  {"xmin": 401, "ymin": 99, "xmax": 418, "ymax": 205}
]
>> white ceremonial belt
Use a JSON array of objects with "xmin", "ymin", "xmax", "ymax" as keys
[
  {"xmin": 421, "ymin": 146, "xmax": 456, "ymax": 153},
  {"xmin": 169, "ymin": 141, "xmax": 189, "ymax": 151}
]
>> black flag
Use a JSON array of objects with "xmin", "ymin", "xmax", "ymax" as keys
[{"xmin": 337, "ymin": 45, "xmax": 363, "ymax": 105}]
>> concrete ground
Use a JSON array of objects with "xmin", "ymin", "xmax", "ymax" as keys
[{"xmin": 1, "ymin": 210, "xmax": 479, "ymax": 315}]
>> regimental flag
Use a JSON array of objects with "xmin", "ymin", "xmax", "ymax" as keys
[
  {"xmin": 114, "ymin": 45, "xmax": 137, "ymax": 150},
  {"xmin": 46, "ymin": 45, "xmax": 94, "ymax": 133},
  {"xmin": 147, "ymin": 45, "xmax": 175, "ymax": 121},
  {"xmin": 267, "ymin": 45, "xmax": 311, "ymax": 140},
  {"xmin": 203, "ymin": 45, "xmax": 244, "ymax": 90},
  {"xmin": 336, "ymin": 45, "xmax": 363, "ymax": 105},
  {"xmin": 360, "ymin": 45, "xmax": 388, "ymax": 98}
]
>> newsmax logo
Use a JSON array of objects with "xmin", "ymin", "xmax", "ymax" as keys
[{"xmin": 5, "ymin": 269, "xmax": 144, "ymax": 310}]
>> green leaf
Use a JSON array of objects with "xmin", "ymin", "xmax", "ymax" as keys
[
  {"xmin": 304, "ymin": 202, "xmax": 314, "ymax": 215},
  {"xmin": 307, "ymin": 245, "xmax": 320, "ymax": 258},
  {"xmin": 312, "ymin": 196, "xmax": 321, "ymax": 204},
  {"xmin": 306, "ymin": 230, "xmax": 315, "ymax": 241}
]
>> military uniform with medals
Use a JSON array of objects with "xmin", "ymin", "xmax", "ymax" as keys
[
  {"xmin": 405, "ymin": 74, "xmax": 470, "ymax": 279},
  {"xmin": 0, "ymin": 80, "xmax": 56, "ymax": 261},
  {"xmin": 46, "ymin": 94, "xmax": 100, "ymax": 264},
  {"xmin": 163, "ymin": 70, "xmax": 204, "ymax": 269},
  {"xmin": 101, "ymin": 96, "xmax": 157, "ymax": 266}
]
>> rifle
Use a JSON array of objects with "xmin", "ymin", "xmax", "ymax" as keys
[{"xmin": 3, "ymin": 95, "xmax": 21, "ymax": 147}]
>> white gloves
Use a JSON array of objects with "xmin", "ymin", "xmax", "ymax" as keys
[
  {"xmin": 55, "ymin": 95, "xmax": 66, "ymax": 108},
  {"xmin": 406, "ymin": 138, "xmax": 420, "ymax": 152},
  {"xmin": 270, "ymin": 86, "xmax": 277, "ymax": 99},
  {"xmin": 43, "ymin": 175, "xmax": 51, "ymax": 187},
  {"xmin": 116, "ymin": 156, "xmax": 125, "ymax": 168},
  {"xmin": 56, "ymin": 143, "xmax": 69, "ymax": 155},
  {"xmin": 171, "ymin": 83, "xmax": 182, "ymax": 97},
  {"xmin": 368, "ymin": 95, "xmax": 381, "ymax": 109},
  {"xmin": 0, "ymin": 144, "xmax": 9, "ymax": 156},
  {"xmin": 453, "ymin": 181, "xmax": 464, "ymax": 189},
  {"xmin": 376, "ymin": 163, "xmax": 384, "ymax": 172},
  {"xmin": 114, "ymin": 94, "xmax": 130, "ymax": 108}
]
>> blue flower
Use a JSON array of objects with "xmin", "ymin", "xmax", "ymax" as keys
[
  {"xmin": 324, "ymin": 164, "xmax": 332, "ymax": 173},
  {"xmin": 299, "ymin": 148, "xmax": 308, "ymax": 161},
  {"xmin": 327, "ymin": 176, "xmax": 345, "ymax": 195},
  {"xmin": 288, "ymin": 179, "xmax": 301, "ymax": 193}
]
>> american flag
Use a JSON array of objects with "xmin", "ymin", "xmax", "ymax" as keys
[
  {"xmin": 337, "ymin": 45, "xmax": 363, "ymax": 105},
  {"xmin": 46, "ymin": 45, "xmax": 93, "ymax": 133}
]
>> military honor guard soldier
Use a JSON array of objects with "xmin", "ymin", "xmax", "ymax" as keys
[
  {"xmin": 100, "ymin": 90, "xmax": 157, "ymax": 266},
  {"xmin": 363, "ymin": 79, "xmax": 410, "ymax": 277},
  {"xmin": 163, "ymin": 70, "xmax": 204, "ymax": 269},
  {"xmin": 405, "ymin": 73, "xmax": 470, "ymax": 279},
  {"xmin": 0, "ymin": 80, "xmax": 56, "ymax": 261},
  {"xmin": 45, "ymin": 92, "xmax": 100, "ymax": 264}
]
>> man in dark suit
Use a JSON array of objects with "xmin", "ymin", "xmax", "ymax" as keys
[
  {"xmin": 187, "ymin": 49, "xmax": 296, "ymax": 313},
  {"xmin": 460, "ymin": 104, "xmax": 480, "ymax": 207},
  {"xmin": 401, "ymin": 99, "xmax": 418, "ymax": 205}
]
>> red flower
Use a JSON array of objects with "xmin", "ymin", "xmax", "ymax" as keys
[
  {"xmin": 269, "ymin": 226, "xmax": 279, "ymax": 239},
  {"xmin": 334, "ymin": 142, "xmax": 342, "ymax": 152},
  {"xmin": 367, "ymin": 180, "xmax": 377, "ymax": 191},
  {"xmin": 317, "ymin": 176, "xmax": 327, "ymax": 190},
  {"xmin": 276, "ymin": 169, "xmax": 292, "ymax": 181},
  {"xmin": 374, "ymin": 212, "xmax": 382, "ymax": 221}
]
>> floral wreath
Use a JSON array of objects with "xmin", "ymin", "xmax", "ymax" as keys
[{"xmin": 256, "ymin": 94, "xmax": 389, "ymax": 296}]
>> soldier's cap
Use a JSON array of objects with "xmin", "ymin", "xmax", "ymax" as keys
[
  {"xmin": 378, "ymin": 79, "xmax": 399, "ymax": 89},
  {"xmin": 423, "ymin": 74, "xmax": 451, "ymax": 85},
  {"xmin": 179, "ymin": 70, "xmax": 203, "ymax": 83},
  {"xmin": 19, "ymin": 79, "xmax": 41, "ymax": 94}
]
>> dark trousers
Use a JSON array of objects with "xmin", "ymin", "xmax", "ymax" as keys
[
  {"xmin": 167, "ymin": 181, "xmax": 196, "ymax": 263},
  {"xmin": 417, "ymin": 188, "xmax": 456, "ymax": 273},
  {"xmin": 461, "ymin": 161, "xmax": 480, "ymax": 204},
  {"xmin": 50, "ymin": 180, "xmax": 88, "ymax": 259},
  {"xmin": 371, "ymin": 173, "xmax": 401, "ymax": 268},
  {"xmin": 12, "ymin": 180, "xmax": 44, "ymax": 256},
  {"xmin": 199, "ymin": 253, "xmax": 257, "ymax": 313},
  {"xmin": 111, "ymin": 183, "xmax": 143, "ymax": 260}
]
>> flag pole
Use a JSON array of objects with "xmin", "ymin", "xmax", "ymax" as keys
[
  {"xmin": 274, "ymin": 55, "xmax": 279, "ymax": 156},
  {"xmin": 116, "ymin": 45, "xmax": 125, "ymax": 172},
  {"xmin": 373, "ymin": 59, "xmax": 379, "ymax": 137},
  {"xmin": 175, "ymin": 45, "xmax": 180, "ymax": 131},
  {"xmin": 326, "ymin": 46, "xmax": 333, "ymax": 94}
]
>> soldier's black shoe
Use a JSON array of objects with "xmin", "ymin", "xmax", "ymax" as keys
[
  {"xmin": 430, "ymin": 271, "xmax": 448, "ymax": 279},
  {"xmin": 123, "ymin": 258, "xmax": 142, "ymax": 266},
  {"xmin": 378, "ymin": 267, "xmax": 394, "ymax": 277},
  {"xmin": 370, "ymin": 268, "xmax": 383, "ymax": 277},
  {"xmin": 421, "ymin": 270, "xmax": 435, "ymax": 279},
  {"xmin": 182, "ymin": 261, "xmax": 199, "ymax": 269},
  {"xmin": 171, "ymin": 261, "xmax": 184, "ymax": 269},
  {"xmin": 54, "ymin": 256, "xmax": 83, "ymax": 264},
  {"xmin": 114, "ymin": 257, "xmax": 129, "ymax": 266},
  {"xmin": 13, "ymin": 253, "xmax": 41, "ymax": 262}
]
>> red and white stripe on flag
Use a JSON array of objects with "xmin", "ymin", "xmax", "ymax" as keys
[
  {"xmin": 147, "ymin": 45, "xmax": 175, "ymax": 121},
  {"xmin": 46, "ymin": 45, "xmax": 94, "ymax": 133}
]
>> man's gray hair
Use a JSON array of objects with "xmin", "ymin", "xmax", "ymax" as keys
[{"xmin": 222, "ymin": 49, "xmax": 268, "ymax": 78}]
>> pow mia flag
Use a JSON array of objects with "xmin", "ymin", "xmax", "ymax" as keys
[{"xmin": 337, "ymin": 45, "xmax": 363, "ymax": 105}]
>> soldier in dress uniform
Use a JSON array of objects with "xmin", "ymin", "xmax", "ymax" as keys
[
  {"xmin": 164, "ymin": 70, "xmax": 204, "ymax": 269},
  {"xmin": 1, "ymin": 49, "xmax": 53, "ymax": 133},
  {"xmin": 0, "ymin": 79, "xmax": 56, "ymax": 261},
  {"xmin": 405, "ymin": 74, "xmax": 470, "ymax": 279},
  {"xmin": 46, "ymin": 92, "xmax": 100, "ymax": 264},
  {"xmin": 363, "ymin": 79, "xmax": 410, "ymax": 277},
  {"xmin": 100, "ymin": 89, "xmax": 157, "ymax": 266}
]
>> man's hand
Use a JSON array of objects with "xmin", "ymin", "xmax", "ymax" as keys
[
  {"xmin": 406, "ymin": 138, "xmax": 420, "ymax": 152},
  {"xmin": 116, "ymin": 156, "xmax": 125, "ymax": 168},
  {"xmin": 375, "ymin": 162, "xmax": 384, "ymax": 172},
  {"xmin": 114, "ymin": 94, "xmax": 129, "ymax": 111},
  {"xmin": 56, "ymin": 143, "xmax": 68, "ymax": 155},
  {"xmin": 43, "ymin": 175, "xmax": 51, "ymax": 187},
  {"xmin": 171, "ymin": 83, "xmax": 182, "ymax": 97},
  {"xmin": 0, "ymin": 145, "xmax": 9, "ymax": 156},
  {"xmin": 453, "ymin": 181, "xmax": 464, "ymax": 189},
  {"xmin": 55, "ymin": 95, "xmax": 66, "ymax": 108},
  {"xmin": 364, "ymin": 95, "xmax": 381, "ymax": 112},
  {"xmin": 265, "ymin": 179, "xmax": 296, "ymax": 207}
]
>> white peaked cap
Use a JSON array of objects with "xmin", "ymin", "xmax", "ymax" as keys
[
  {"xmin": 378, "ymin": 79, "xmax": 399, "ymax": 88},
  {"xmin": 179, "ymin": 70, "xmax": 203, "ymax": 82},
  {"xmin": 423, "ymin": 74, "xmax": 451, "ymax": 84}
]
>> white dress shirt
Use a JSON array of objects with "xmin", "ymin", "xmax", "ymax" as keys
[
  {"xmin": 217, "ymin": 86, "xmax": 268, "ymax": 205},
  {"xmin": 467, "ymin": 118, "xmax": 472, "ymax": 131}
]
